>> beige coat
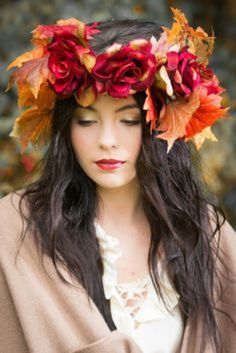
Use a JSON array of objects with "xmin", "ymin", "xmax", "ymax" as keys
[{"xmin": 0, "ymin": 191, "xmax": 236, "ymax": 353}]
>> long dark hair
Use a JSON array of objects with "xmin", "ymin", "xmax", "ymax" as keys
[{"xmin": 13, "ymin": 19, "xmax": 232, "ymax": 352}]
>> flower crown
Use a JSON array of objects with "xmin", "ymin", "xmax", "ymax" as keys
[{"xmin": 6, "ymin": 7, "xmax": 229, "ymax": 154}]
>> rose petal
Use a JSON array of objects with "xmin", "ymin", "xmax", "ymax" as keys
[{"xmin": 167, "ymin": 51, "xmax": 179, "ymax": 71}]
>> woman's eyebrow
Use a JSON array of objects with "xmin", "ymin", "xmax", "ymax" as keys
[{"xmin": 84, "ymin": 104, "xmax": 139, "ymax": 113}]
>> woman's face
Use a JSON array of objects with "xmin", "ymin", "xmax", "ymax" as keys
[{"xmin": 70, "ymin": 94, "xmax": 142, "ymax": 190}]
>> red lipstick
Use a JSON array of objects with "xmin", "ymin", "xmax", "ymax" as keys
[{"xmin": 95, "ymin": 159, "xmax": 126, "ymax": 171}]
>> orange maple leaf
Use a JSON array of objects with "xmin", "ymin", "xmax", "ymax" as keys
[
  {"xmin": 162, "ymin": 7, "xmax": 215, "ymax": 65},
  {"xmin": 6, "ymin": 47, "xmax": 44, "ymax": 71},
  {"xmin": 161, "ymin": 8, "xmax": 185, "ymax": 44},
  {"xmin": 10, "ymin": 108, "xmax": 53, "ymax": 154},
  {"xmin": 35, "ymin": 83, "xmax": 56, "ymax": 110},
  {"xmin": 185, "ymin": 88, "xmax": 229, "ymax": 139},
  {"xmin": 6, "ymin": 55, "xmax": 53, "ymax": 99},
  {"xmin": 18, "ymin": 83, "xmax": 36, "ymax": 108},
  {"xmin": 143, "ymin": 87, "xmax": 158, "ymax": 133},
  {"xmin": 10, "ymin": 82, "xmax": 56, "ymax": 153},
  {"xmin": 17, "ymin": 82, "xmax": 56, "ymax": 110},
  {"xmin": 157, "ymin": 90, "xmax": 200, "ymax": 152},
  {"xmin": 188, "ymin": 27, "xmax": 215, "ymax": 65}
]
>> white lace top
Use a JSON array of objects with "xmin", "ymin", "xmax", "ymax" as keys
[{"xmin": 94, "ymin": 219, "xmax": 184, "ymax": 353}]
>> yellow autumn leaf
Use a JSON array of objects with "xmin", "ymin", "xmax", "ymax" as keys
[
  {"xmin": 7, "ymin": 47, "xmax": 44, "ymax": 70},
  {"xmin": 129, "ymin": 38, "xmax": 149, "ymax": 50},
  {"xmin": 17, "ymin": 81, "xmax": 56, "ymax": 111},
  {"xmin": 35, "ymin": 83, "xmax": 56, "ymax": 110},
  {"xmin": 75, "ymin": 85, "xmax": 97, "ymax": 107},
  {"xmin": 161, "ymin": 22, "xmax": 182, "ymax": 45},
  {"xmin": 172, "ymin": 7, "xmax": 188, "ymax": 24},
  {"xmin": 18, "ymin": 83, "xmax": 36, "ymax": 108},
  {"xmin": 80, "ymin": 53, "xmax": 96, "ymax": 72},
  {"xmin": 155, "ymin": 66, "xmax": 173, "ymax": 96},
  {"xmin": 10, "ymin": 107, "xmax": 52, "ymax": 154},
  {"xmin": 162, "ymin": 7, "xmax": 215, "ymax": 65},
  {"xmin": 188, "ymin": 27, "xmax": 215, "ymax": 65},
  {"xmin": 106, "ymin": 43, "xmax": 122, "ymax": 55},
  {"xmin": 57, "ymin": 18, "xmax": 84, "ymax": 27},
  {"xmin": 6, "ymin": 55, "xmax": 52, "ymax": 99},
  {"xmin": 76, "ymin": 21, "xmax": 87, "ymax": 47},
  {"xmin": 161, "ymin": 7, "xmax": 188, "ymax": 44},
  {"xmin": 191, "ymin": 126, "xmax": 218, "ymax": 150}
]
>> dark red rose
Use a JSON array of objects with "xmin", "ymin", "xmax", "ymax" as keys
[
  {"xmin": 198, "ymin": 64, "xmax": 224, "ymax": 95},
  {"xmin": 47, "ymin": 31, "xmax": 92, "ymax": 97},
  {"xmin": 91, "ymin": 41, "xmax": 157, "ymax": 98},
  {"xmin": 166, "ymin": 47, "xmax": 201, "ymax": 97}
]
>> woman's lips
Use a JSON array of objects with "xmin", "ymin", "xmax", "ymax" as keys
[{"xmin": 95, "ymin": 161, "xmax": 125, "ymax": 171}]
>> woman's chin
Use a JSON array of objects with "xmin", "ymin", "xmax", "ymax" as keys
[{"xmin": 94, "ymin": 175, "xmax": 136, "ymax": 190}]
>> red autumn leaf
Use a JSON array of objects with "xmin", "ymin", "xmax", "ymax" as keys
[{"xmin": 185, "ymin": 88, "xmax": 229, "ymax": 139}]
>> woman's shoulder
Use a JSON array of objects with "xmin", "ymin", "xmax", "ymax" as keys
[
  {"xmin": 0, "ymin": 189, "xmax": 24, "ymax": 220},
  {"xmin": 0, "ymin": 189, "xmax": 20, "ymax": 207},
  {"xmin": 0, "ymin": 189, "xmax": 28, "ymax": 244},
  {"xmin": 207, "ymin": 205, "xmax": 236, "ymax": 289},
  {"xmin": 216, "ymin": 218, "xmax": 236, "ymax": 264},
  {"xmin": 207, "ymin": 204, "xmax": 236, "ymax": 249}
]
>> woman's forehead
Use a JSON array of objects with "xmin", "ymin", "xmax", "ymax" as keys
[{"xmin": 78, "ymin": 94, "xmax": 140, "ymax": 113}]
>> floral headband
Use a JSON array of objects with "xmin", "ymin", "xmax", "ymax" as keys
[{"xmin": 6, "ymin": 7, "xmax": 229, "ymax": 154}]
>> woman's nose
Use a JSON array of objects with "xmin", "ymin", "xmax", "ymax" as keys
[{"xmin": 97, "ymin": 122, "xmax": 119, "ymax": 150}]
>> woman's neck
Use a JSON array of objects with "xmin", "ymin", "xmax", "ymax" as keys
[{"xmin": 96, "ymin": 178, "xmax": 145, "ymax": 228}]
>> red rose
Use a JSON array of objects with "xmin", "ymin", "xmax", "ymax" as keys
[
  {"xmin": 47, "ymin": 31, "xmax": 92, "ymax": 97},
  {"xmin": 198, "ymin": 64, "xmax": 224, "ymax": 95},
  {"xmin": 166, "ymin": 47, "xmax": 201, "ymax": 96},
  {"xmin": 92, "ymin": 42, "xmax": 157, "ymax": 98}
]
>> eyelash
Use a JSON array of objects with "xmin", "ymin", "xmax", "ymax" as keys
[{"xmin": 76, "ymin": 120, "xmax": 141, "ymax": 127}]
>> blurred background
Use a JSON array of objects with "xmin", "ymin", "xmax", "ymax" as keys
[{"xmin": 0, "ymin": 0, "xmax": 235, "ymax": 228}]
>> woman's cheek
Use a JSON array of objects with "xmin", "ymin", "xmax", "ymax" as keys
[{"xmin": 71, "ymin": 128, "xmax": 94, "ymax": 154}]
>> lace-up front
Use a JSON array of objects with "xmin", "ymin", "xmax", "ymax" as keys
[
  {"xmin": 116, "ymin": 274, "xmax": 151, "ymax": 329},
  {"xmin": 94, "ymin": 219, "xmax": 184, "ymax": 353}
]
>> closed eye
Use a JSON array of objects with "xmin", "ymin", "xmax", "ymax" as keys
[
  {"xmin": 75, "ymin": 119, "xmax": 141, "ymax": 127},
  {"xmin": 76, "ymin": 120, "xmax": 96, "ymax": 126},
  {"xmin": 121, "ymin": 119, "xmax": 141, "ymax": 126}
]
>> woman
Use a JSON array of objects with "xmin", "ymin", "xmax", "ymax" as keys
[{"xmin": 1, "ymin": 7, "xmax": 236, "ymax": 353}]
